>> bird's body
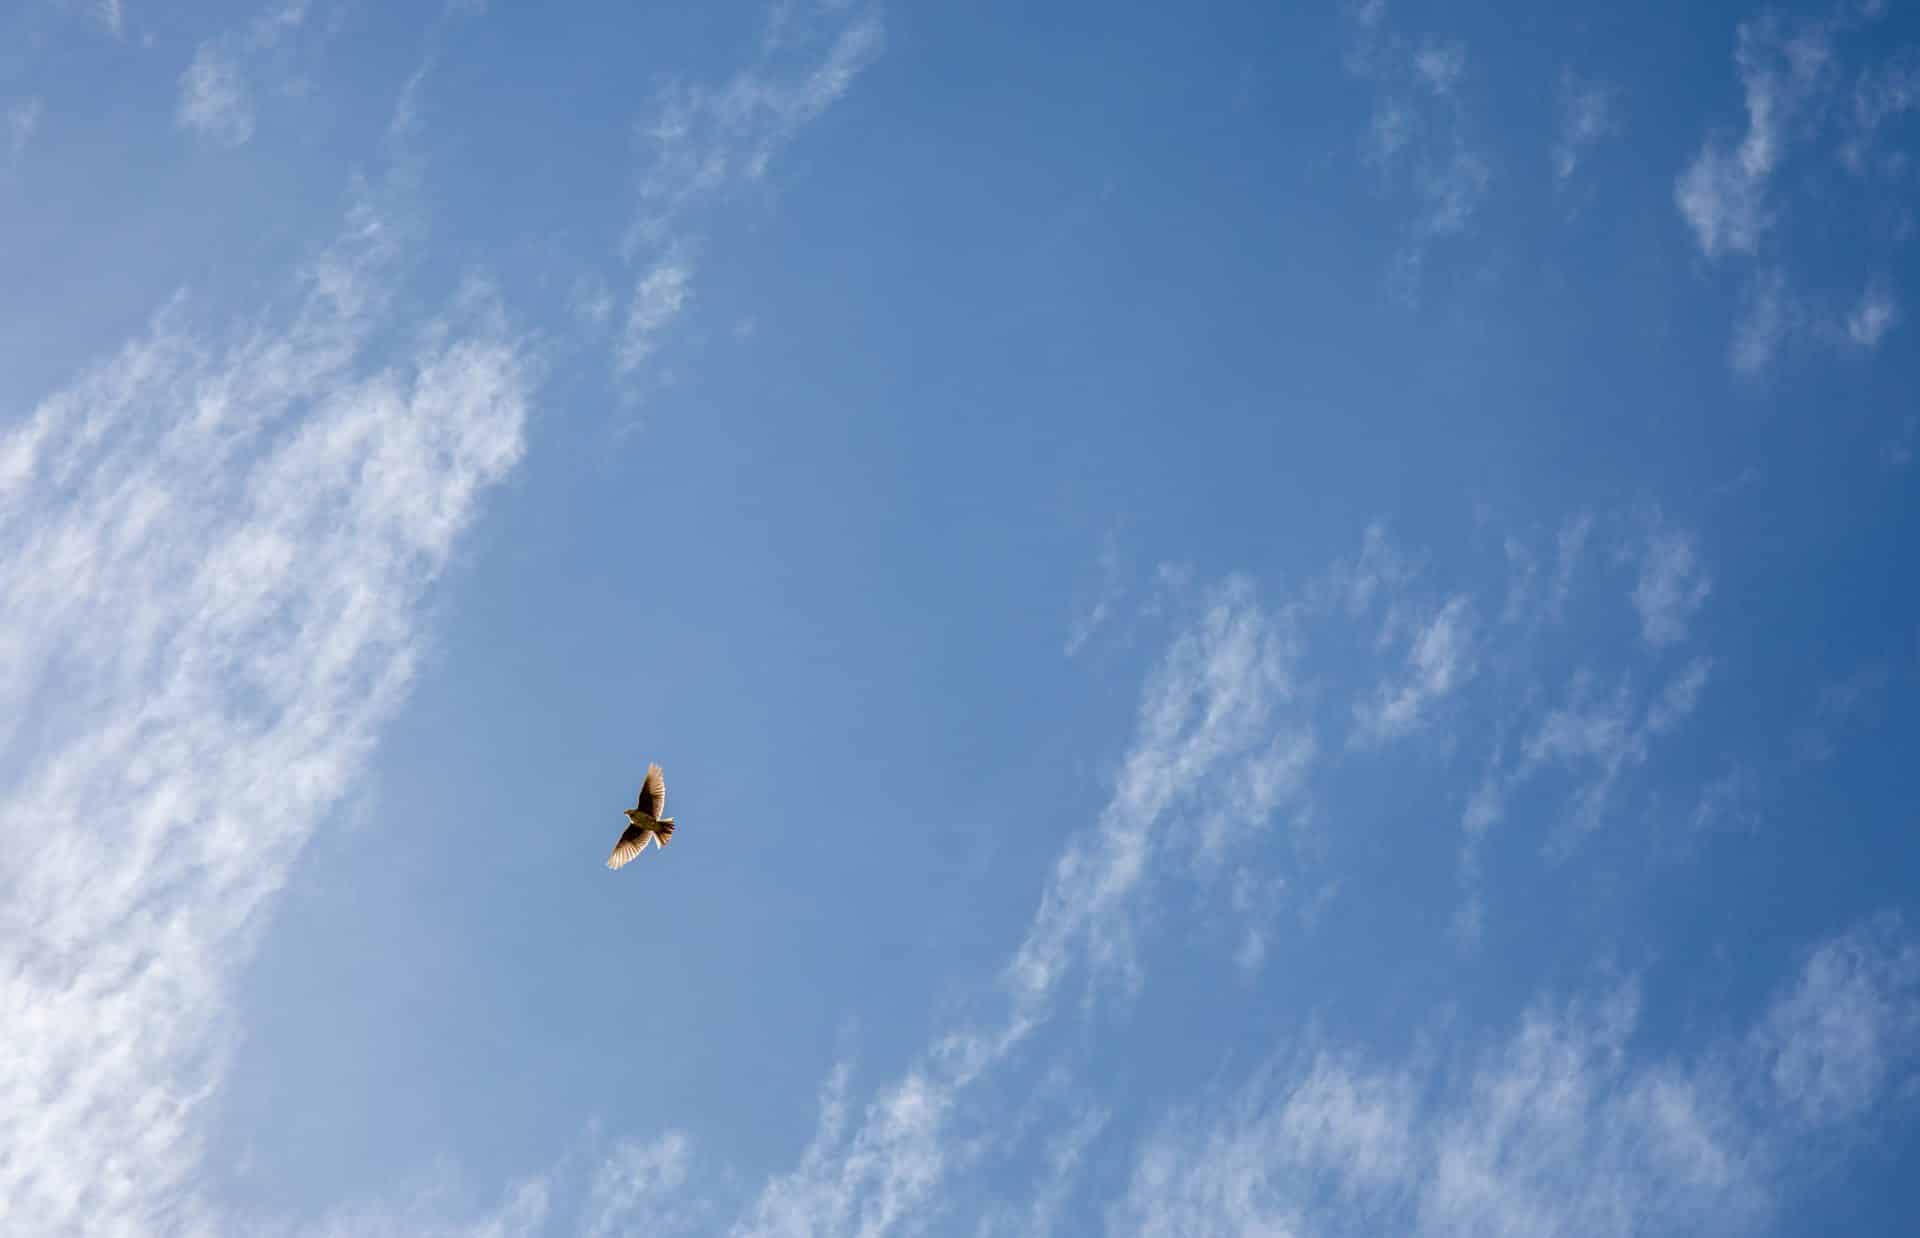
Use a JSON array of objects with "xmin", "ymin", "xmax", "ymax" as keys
[{"xmin": 606, "ymin": 762, "xmax": 676, "ymax": 870}]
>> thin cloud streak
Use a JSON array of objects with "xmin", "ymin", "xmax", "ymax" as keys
[
  {"xmin": 1674, "ymin": 9, "xmax": 1842, "ymax": 261},
  {"xmin": 729, "ymin": 577, "xmax": 1303, "ymax": 1238},
  {"xmin": 1342, "ymin": 1, "xmax": 1491, "ymax": 301},
  {"xmin": 611, "ymin": 4, "xmax": 883, "ymax": 389},
  {"xmin": 177, "ymin": 45, "xmax": 255, "ymax": 146},
  {"xmin": 7, "ymin": 97, "xmax": 42, "ymax": 161},
  {"xmin": 1674, "ymin": 3, "xmax": 1912, "ymax": 374},
  {"xmin": 1847, "ymin": 279, "xmax": 1899, "ymax": 349},
  {"xmin": 1554, "ymin": 69, "xmax": 1620, "ymax": 187},
  {"xmin": 174, "ymin": 1, "xmax": 313, "ymax": 148},
  {"xmin": 1355, "ymin": 594, "xmax": 1476, "ymax": 743},
  {"xmin": 0, "ymin": 174, "xmax": 531, "ymax": 1234},
  {"xmin": 1112, "ymin": 915, "xmax": 1920, "ymax": 1237},
  {"xmin": 1633, "ymin": 524, "xmax": 1712, "ymax": 648}
]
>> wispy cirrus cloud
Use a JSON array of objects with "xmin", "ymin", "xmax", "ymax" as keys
[
  {"xmin": 0, "ymin": 142, "xmax": 531, "ymax": 1238},
  {"xmin": 1726, "ymin": 266, "xmax": 1900, "ymax": 376},
  {"xmin": 1499, "ymin": 512, "xmax": 1592, "ymax": 631},
  {"xmin": 7, "ymin": 97, "xmax": 42, "ymax": 162},
  {"xmin": 178, "ymin": 45, "xmax": 256, "ymax": 146},
  {"xmin": 1065, "ymin": 530, "xmax": 1126, "ymax": 659},
  {"xmin": 175, "ymin": 1, "xmax": 313, "ymax": 148},
  {"xmin": 287, "ymin": 1171, "xmax": 553, "ymax": 1238},
  {"xmin": 1354, "ymin": 594, "xmax": 1476, "ymax": 743},
  {"xmin": 1453, "ymin": 515, "xmax": 1720, "ymax": 939},
  {"xmin": 582, "ymin": 1132, "xmax": 704, "ymax": 1238},
  {"xmin": 1461, "ymin": 651, "xmax": 1715, "ymax": 868},
  {"xmin": 720, "ymin": 576, "xmax": 1302, "ymax": 1238},
  {"xmin": 1729, "ymin": 267, "xmax": 1802, "ymax": 377},
  {"xmin": 1759, "ymin": 914, "xmax": 1920, "ymax": 1127},
  {"xmin": 1676, "ymin": 3, "xmax": 1914, "ymax": 374},
  {"xmin": 973, "ymin": 1107, "xmax": 1109, "ymax": 1238},
  {"xmin": 1846, "ymin": 277, "xmax": 1899, "ymax": 350},
  {"xmin": 689, "ymin": 518, "xmax": 1707, "ymax": 1233},
  {"xmin": 616, "ymin": 255, "xmax": 695, "ymax": 377},
  {"xmin": 502, "ymin": 444, "xmax": 1876, "ymax": 1233},
  {"xmin": 1112, "ymin": 916, "xmax": 1920, "ymax": 1237},
  {"xmin": 529, "ymin": 505, "xmax": 1880, "ymax": 1235},
  {"xmin": 1554, "ymin": 69, "xmax": 1620, "ymax": 188},
  {"xmin": 610, "ymin": 3, "xmax": 882, "ymax": 390},
  {"xmin": 1792, "ymin": 663, "xmax": 1889, "ymax": 765},
  {"xmin": 1674, "ymin": 10, "xmax": 1838, "ymax": 261},
  {"xmin": 1632, "ymin": 523, "xmax": 1712, "ymax": 649},
  {"xmin": 1840, "ymin": 44, "xmax": 1920, "ymax": 176},
  {"xmin": 1116, "ymin": 915, "xmax": 1920, "ymax": 1238},
  {"xmin": 1342, "ymin": 0, "xmax": 1491, "ymax": 301},
  {"xmin": 60, "ymin": 0, "xmax": 125, "ymax": 39}
]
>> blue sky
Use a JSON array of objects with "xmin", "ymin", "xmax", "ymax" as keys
[{"xmin": 4, "ymin": 0, "xmax": 1919, "ymax": 1233}]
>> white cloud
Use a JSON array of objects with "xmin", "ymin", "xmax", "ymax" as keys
[
  {"xmin": 450, "ymin": 501, "xmax": 1872, "ymax": 1236},
  {"xmin": 1229, "ymin": 867, "xmax": 1289, "ymax": 978},
  {"xmin": 1729, "ymin": 267, "xmax": 1800, "ymax": 376},
  {"xmin": 1342, "ymin": 4, "xmax": 1490, "ymax": 298},
  {"xmin": 1355, "ymin": 594, "xmax": 1476, "ymax": 742},
  {"xmin": 1646, "ymin": 655, "xmax": 1714, "ymax": 735},
  {"xmin": 1413, "ymin": 41, "xmax": 1466, "ymax": 95},
  {"xmin": 1460, "ymin": 770, "xmax": 1505, "ymax": 839},
  {"xmin": 1326, "ymin": 521, "xmax": 1416, "ymax": 620},
  {"xmin": 1500, "ymin": 513, "xmax": 1591, "ymax": 629},
  {"xmin": 715, "ymin": 525, "xmax": 1538, "ymax": 1235},
  {"xmin": 290, "ymin": 1170, "xmax": 553, "ymax": 1238},
  {"xmin": 1550, "ymin": 513, "xmax": 1592, "ymax": 620},
  {"xmin": 1632, "ymin": 526, "xmax": 1711, "ymax": 648},
  {"xmin": 1065, "ymin": 531, "xmax": 1125, "ymax": 658},
  {"xmin": 1688, "ymin": 765, "xmax": 1762, "ymax": 837},
  {"xmin": 973, "ymin": 1108, "xmax": 1107, "ymax": 1238},
  {"xmin": 1676, "ymin": 5, "xmax": 1918, "ymax": 374},
  {"xmin": 1012, "ymin": 578, "xmax": 1300, "ymax": 1002},
  {"xmin": 583, "ymin": 1132, "xmax": 703, "ymax": 1238},
  {"xmin": 177, "ymin": 45, "xmax": 255, "ymax": 146},
  {"xmin": 1461, "ymin": 652, "xmax": 1714, "ymax": 856},
  {"xmin": 1758, "ymin": 914, "xmax": 1920, "ymax": 1125},
  {"xmin": 1674, "ymin": 146, "xmax": 1771, "ymax": 263},
  {"xmin": 1198, "ymin": 732, "xmax": 1315, "ymax": 866},
  {"xmin": 1793, "ymin": 664, "xmax": 1888, "ymax": 764},
  {"xmin": 1525, "ymin": 674, "xmax": 1638, "ymax": 767},
  {"xmin": 1554, "ymin": 69, "xmax": 1619, "ymax": 187},
  {"xmin": 1675, "ymin": 12, "xmax": 1840, "ymax": 260},
  {"xmin": 0, "ymin": 174, "xmax": 530, "ymax": 1234},
  {"xmin": 7, "ymin": 97, "xmax": 42, "ymax": 161},
  {"xmin": 1541, "ymin": 658, "xmax": 1712, "ymax": 845},
  {"xmin": 1847, "ymin": 278, "xmax": 1899, "ymax": 349},
  {"xmin": 617, "ymin": 257, "xmax": 695, "ymax": 376},
  {"xmin": 1842, "ymin": 47, "xmax": 1920, "ymax": 174},
  {"xmin": 611, "ymin": 5, "xmax": 882, "ymax": 385},
  {"xmin": 1112, "ymin": 917, "xmax": 1920, "ymax": 1237},
  {"xmin": 10, "ymin": 4, "xmax": 873, "ymax": 1233},
  {"xmin": 174, "ymin": 1, "xmax": 314, "ymax": 149},
  {"xmin": 63, "ymin": 0, "xmax": 125, "ymax": 38},
  {"xmin": 729, "ymin": 577, "xmax": 1302, "ymax": 1237},
  {"xmin": 570, "ymin": 274, "xmax": 615, "ymax": 328}
]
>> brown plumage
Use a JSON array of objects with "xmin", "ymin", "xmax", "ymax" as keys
[{"xmin": 606, "ymin": 762, "xmax": 677, "ymax": 870}]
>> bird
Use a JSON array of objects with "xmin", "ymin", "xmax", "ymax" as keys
[{"xmin": 606, "ymin": 762, "xmax": 676, "ymax": 870}]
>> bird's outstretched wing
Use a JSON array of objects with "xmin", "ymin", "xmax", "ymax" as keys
[
  {"xmin": 634, "ymin": 762, "xmax": 666, "ymax": 819},
  {"xmin": 606, "ymin": 825, "xmax": 653, "ymax": 870}
]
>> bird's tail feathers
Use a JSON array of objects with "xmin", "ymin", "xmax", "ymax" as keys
[{"xmin": 656, "ymin": 819, "xmax": 675, "ymax": 845}]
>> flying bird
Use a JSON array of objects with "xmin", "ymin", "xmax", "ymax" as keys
[{"xmin": 606, "ymin": 762, "xmax": 676, "ymax": 870}]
